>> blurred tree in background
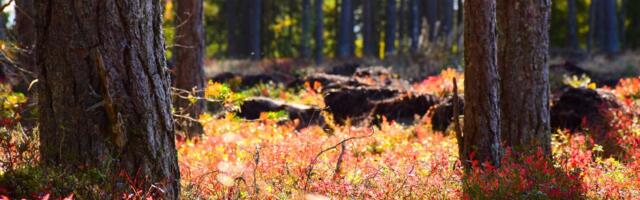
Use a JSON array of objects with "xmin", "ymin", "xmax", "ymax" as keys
[{"xmin": 153, "ymin": 0, "xmax": 639, "ymax": 64}]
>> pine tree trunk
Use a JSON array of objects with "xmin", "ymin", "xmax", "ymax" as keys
[
  {"xmin": 226, "ymin": 0, "xmax": 251, "ymax": 58},
  {"xmin": 226, "ymin": 0, "xmax": 240, "ymax": 58},
  {"xmin": 174, "ymin": 0, "xmax": 206, "ymax": 136},
  {"xmin": 425, "ymin": 0, "xmax": 437, "ymax": 41},
  {"xmin": 497, "ymin": 0, "xmax": 552, "ymax": 155},
  {"xmin": 371, "ymin": 1, "xmax": 382, "ymax": 58},
  {"xmin": 337, "ymin": 0, "xmax": 354, "ymax": 58},
  {"xmin": 619, "ymin": 0, "xmax": 627, "ymax": 48},
  {"xmin": 384, "ymin": 0, "xmax": 397, "ymax": 56},
  {"xmin": 600, "ymin": 0, "xmax": 619, "ymax": 53},
  {"xmin": 302, "ymin": 0, "xmax": 311, "ymax": 59},
  {"xmin": 348, "ymin": 0, "xmax": 356, "ymax": 54},
  {"xmin": 594, "ymin": 0, "xmax": 606, "ymax": 51},
  {"xmin": 462, "ymin": 0, "xmax": 501, "ymax": 169},
  {"xmin": 398, "ymin": 0, "xmax": 407, "ymax": 51},
  {"xmin": 409, "ymin": 0, "xmax": 420, "ymax": 53},
  {"xmin": 362, "ymin": 0, "xmax": 376, "ymax": 57},
  {"xmin": 315, "ymin": 0, "xmax": 324, "ymax": 63},
  {"xmin": 567, "ymin": 0, "xmax": 579, "ymax": 51},
  {"xmin": 629, "ymin": 0, "xmax": 640, "ymax": 49},
  {"xmin": 587, "ymin": 0, "xmax": 597, "ymax": 52},
  {"xmin": 439, "ymin": 0, "xmax": 453, "ymax": 37},
  {"xmin": 457, "ymin": 0, "xmax": 463, "ymax": 26},
  {"xmin": 36, "ymin": 1, "xmax": 180, "ymax": 198},
  {"xmin": 250, "ymin": 0, "xmax": 262, "ymax": 59}
]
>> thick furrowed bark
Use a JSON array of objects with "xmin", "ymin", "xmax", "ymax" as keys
[
  {"xmin": 497, "ymin": 0, "xmax": 552, "ymax": 155},
  {"xmin": 462, "ymin": 0, "xmax": 502, "ymax": 169},
  {"xmin": 36, "ymin": 1, "xmax": 179, "ymax": 198}
]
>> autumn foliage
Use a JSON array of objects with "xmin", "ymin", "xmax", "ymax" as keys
[{"xmin": 2, "ymin": 69, "xmax": 640, "ymax": 199}]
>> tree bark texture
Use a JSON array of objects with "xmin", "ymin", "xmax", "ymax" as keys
[
  {"xmin": 174, "ymin": 0, "xmax": 206, "ymax": 136},
  {"xmin": 497, "ymin": 0, "xmax": 552, "ymax": 155},
  {"xmin": 462, "ymin": 0, "xmax": 501, "ymax": 169},
  {"xmin": 36, "ymin": 1, "xmax": 180, "ymax": 198}
]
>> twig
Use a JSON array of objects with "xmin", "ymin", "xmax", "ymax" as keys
[
  {"xmin": 0, "ymin": 0, "xmax": 13, "ymax": 13},
  {"xmin": 172, "ymin": 112, "xmax": 200, "ymax": 122},
  {"xmin": 253, "ymin": 145, "xmax": 261, "ymax": 195},
  {"xmin": 303, "ymin": 133, "xmax": 373, "ymax": 191},
  {"xmin": 333, "ymin": 141, "xmax": 347, "ymax": 179},
  {"xmin": 0, "ymin": 49, "xmax": 36, "ymax": 78},
  {"xmin": 166, "ymin": 43, "xmax": 195, "ymax": 49},
  {"xmin": 391, "ymin": 164, "xmax": 415, "ymax": 196},
  {"xmin": 171, "ymin": 87, "xmax": 223, "ymax": 103},
  {"xmin": 13, "ymin": 3, "xmax": 33, "ymax": 24}
]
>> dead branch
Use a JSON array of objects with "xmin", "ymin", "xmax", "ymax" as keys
[
  {"xmin": 333, "ymin": 141, "xmax": 347, "ymax": 179},
  {"xmin": 253, "ymin": 145, "xmax": 261, "ymax": 195},
  {"xmin": 303, "ymin": 133, "xmax": 373, "ymax": 191},
  {"xmin": 0, "ymin": 0, "xmax": 13, "ymax": 13}
]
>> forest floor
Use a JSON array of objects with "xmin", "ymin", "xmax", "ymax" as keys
[
  {"xmin": 1, "ymin": 60, "xmax": 640, "ymax": 199},
  {"xmin": 176, "ymin": 67, "xmax": 640, "ymax": 199}
]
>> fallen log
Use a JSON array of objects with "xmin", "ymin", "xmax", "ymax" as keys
[
  {"xmin": 299, "ymin": 71, "xmax": 411, "ymax": 92},
  {"xmin": 324, "ymin": 85, "xmax": 441, "ymax": 126},
  {"xmin": 301, "ymin": 73, "xmax": 363, "ymax": 89},
  {"xmin": 327, "ymin": 62, "xmax": 361, "ymax": 76},
  {"xmin": 211, "ymin": 72, "xmax": 297, "ymax": 90},
  {"xmin": 550, "ymin": 87, "xmax": 621, "ymax": 131},
  {"xmin": 550, "ymin": 87, "xmax": 639, "ymax": 158},
  {"xmin": 236, "ymin": 97, "xmax": 324, "ymax": 129}
]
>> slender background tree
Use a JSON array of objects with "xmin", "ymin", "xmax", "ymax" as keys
[
  {"xmin": 567, "ymin": 0, "xmax": 579, "ymax": 51},
  {"xmin": 409, "ymin": 0, "xmax": 420, "ymax": 53},
  {"xmin": 628, "ymin": 0, "xmax": 640, "ymax": 49},
  {"xmin": 302, "ymin": 0, "xmax": 312, "ymax": 59},
  {"xmin": 174, "ymin": 0, "xmax": 206, "ymax": 136},
  {"xmin": 599, "ymin": 0, "xmax": 619, "ymax": 53},
  {"xmin": 362, "ymin": 0, "xmax": 376, "ymax": 58},
  {"xmin": 384, "ymin": 0, "xmax": 397, "ymax": 57},
  {"xmin": 337, "ymin": 0, "xmax": 354, "ymax": 58},
  {"xmin": 250, "ymin": 0, "xmax": 262, "ymax": 59},
  {"xmin": 315, "ymin": 0, "xmax": 325, "ymax": 63},
  {"xmin": 425, "ymin": 0, "xmax": 437, "ymax": 42}
]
